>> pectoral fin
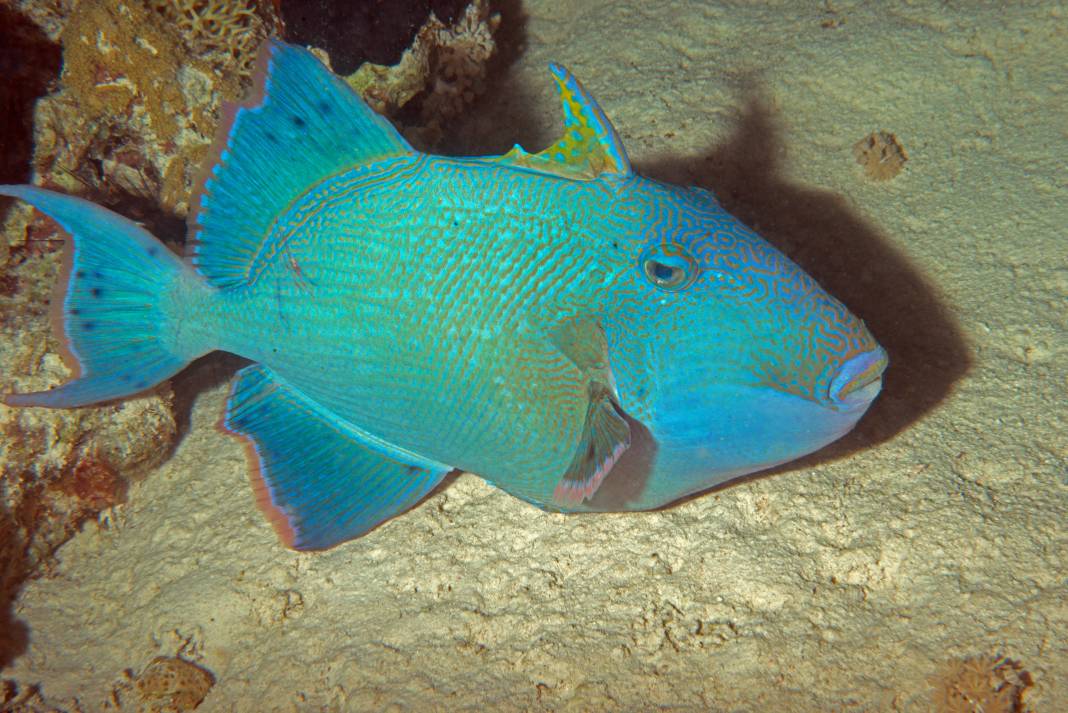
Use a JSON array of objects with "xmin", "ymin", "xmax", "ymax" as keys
[
  {"xmin": 553, "ymin": 384, "xmax": 631, "ymax": 506},
  {"xmin": 549, "ymin": 314, "xmax": 610, "ymax": 373}
]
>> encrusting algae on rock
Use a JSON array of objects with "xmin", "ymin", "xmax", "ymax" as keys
[
  {"xmin": 47, "ymin": 0, "xmax": 281, "ymax": 216},
  {"xmin": 853, "ymin": 130, "xmax": 908, "ymax": 181},
  {"xmin": 930, "ymin": 655, "xmax": 1034, "ymax": 713},
  {"xmin": 145, "ymin": 0, "xmax": 280, "ymax": 73},
  {"xmin": 133, "ymin": 656, "xmax": 215, "ymax": 713}
]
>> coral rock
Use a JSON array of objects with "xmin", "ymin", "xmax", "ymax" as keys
[
  {"xmin": 345, "ymin": 0, "xmax": 500, "ymax": 145},
  {"xmin": 930, "ymin": 656, "xmax": 1033, "ymax": 713},
  {"xmin": 853, "ymin": 130, "xmax": 908, "ymax": 181},
  {"xmin": 135, "ymin": 656, "xmax": 215, "ymax": 712}
]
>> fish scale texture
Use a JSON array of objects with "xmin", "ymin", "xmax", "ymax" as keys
[
  {"xmin": 3, "ymin": 0, "xmax": 1065, "ymax": 710},
  {"xmin": 217, "ymin": 154, "xmax": 620, "ymax": 504}
]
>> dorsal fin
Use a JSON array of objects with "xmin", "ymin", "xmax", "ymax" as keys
[
  {"xmin": 190, "ymin": 39, "xmax": 413, "ymax": 288},
  {"xmin": 492, "ymin": 63, "xmax": 632, "ymax": 181}
]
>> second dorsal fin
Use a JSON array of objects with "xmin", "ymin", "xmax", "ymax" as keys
[
  {"xmin": 493, "ymin": 63, "xmax": 632, "ymax": 181},
  {"xmin": 190, "ymin": 39, "xmax": 413, "ymax": 288}
]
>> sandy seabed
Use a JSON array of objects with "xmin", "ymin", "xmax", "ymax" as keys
[{"xmin": 4, "ymin": 1, "xmax": 1066, "ymax": 711}]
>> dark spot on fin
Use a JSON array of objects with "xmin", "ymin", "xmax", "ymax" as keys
[
  {"xmin": 0, "ymin": 184, "xmax": 188, "ymax": 409},
  {"xmin": 189, "ymin": 40, "xmax": 412, "ymax": 290}
]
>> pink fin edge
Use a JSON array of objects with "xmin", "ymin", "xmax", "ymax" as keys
[
  {"xmin": 43, "ymin": 216, "xmax": 84, "ymax": 381},
  {"xmin": 4, "ymin": 216, "xmax": 166, "ymax": 408},
  {"xmin": 215, "ymin": 411, "xmax": 297, "ymax": 549},
  {"xmin": 186, "ymin": 38, "xmax": 277, "ymax": 259},
  {"xmin": 552, "ymin": 440, "xmax": 628, "ymax": 506}
]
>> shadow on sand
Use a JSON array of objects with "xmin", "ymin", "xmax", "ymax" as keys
[{"xmin": 635, "ymin": 90, "xmax": 971, "ymax": 502}]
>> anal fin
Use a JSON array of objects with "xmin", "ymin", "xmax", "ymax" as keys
[
  {"xmin": 553, "ymin": 384, "xmax": 631, "ymax": 506},
  {"xmin": 223, "ymin": 365, "xmax": 450, "ymax": 550}
]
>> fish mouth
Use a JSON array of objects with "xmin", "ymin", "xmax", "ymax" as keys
[{"xmin": 827, "ymin": 347, "xmax": 888, "ymax": 408}]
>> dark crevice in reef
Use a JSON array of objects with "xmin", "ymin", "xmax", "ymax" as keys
[
  {"xmin": 0, "ymin": 504, "xmax": 30, "ymax": 669},
  {"xmin": 0, "ymin": 5, "xmax": 62, "ymax": 185},
  {"xmin": 281, "ymin": 0, "xmax": 473, "ymax": 75},
  {"xmin": 0, "ymin": 5, "xmax": 62, "ymax": 671}
]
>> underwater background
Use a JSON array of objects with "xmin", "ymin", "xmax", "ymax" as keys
[{"xmin": 0, "ymin": 0, "xmax": 1064, "ymax": 710}]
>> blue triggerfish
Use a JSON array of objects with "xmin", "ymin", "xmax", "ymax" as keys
[{"xmin": 1, "ymin": 40, "xmax": 887, "ymax": 549}]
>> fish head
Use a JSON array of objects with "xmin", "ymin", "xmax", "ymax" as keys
[{"xmin": 601, "ymin": 179, "xmax": 887, "ymax": 507}]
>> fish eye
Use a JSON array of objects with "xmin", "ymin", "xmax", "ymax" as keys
[{"xmin": 640, "ymin": 246, "xmax": 699, "ymax": 291}]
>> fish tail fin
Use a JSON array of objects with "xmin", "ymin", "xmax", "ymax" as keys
[{"xmin": 2, "ymin": 185, "xmax": 213, "ymax": 408}]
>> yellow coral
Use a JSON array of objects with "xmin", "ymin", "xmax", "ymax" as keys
[
  {"xmin": 60, "ymin": 0, "xmax": 190, "ymax": 146},
  {"xmin": 145, "ymin": 0, "xmax": 279, "ymax": 71},
  {"xmin": 51, "ymin": 0, "xmax": 275, "ymax": 215}
]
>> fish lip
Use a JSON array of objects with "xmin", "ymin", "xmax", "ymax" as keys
[{"xmin": 827, "ymin": 346, "xmax": 889, "ymax": 408}]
